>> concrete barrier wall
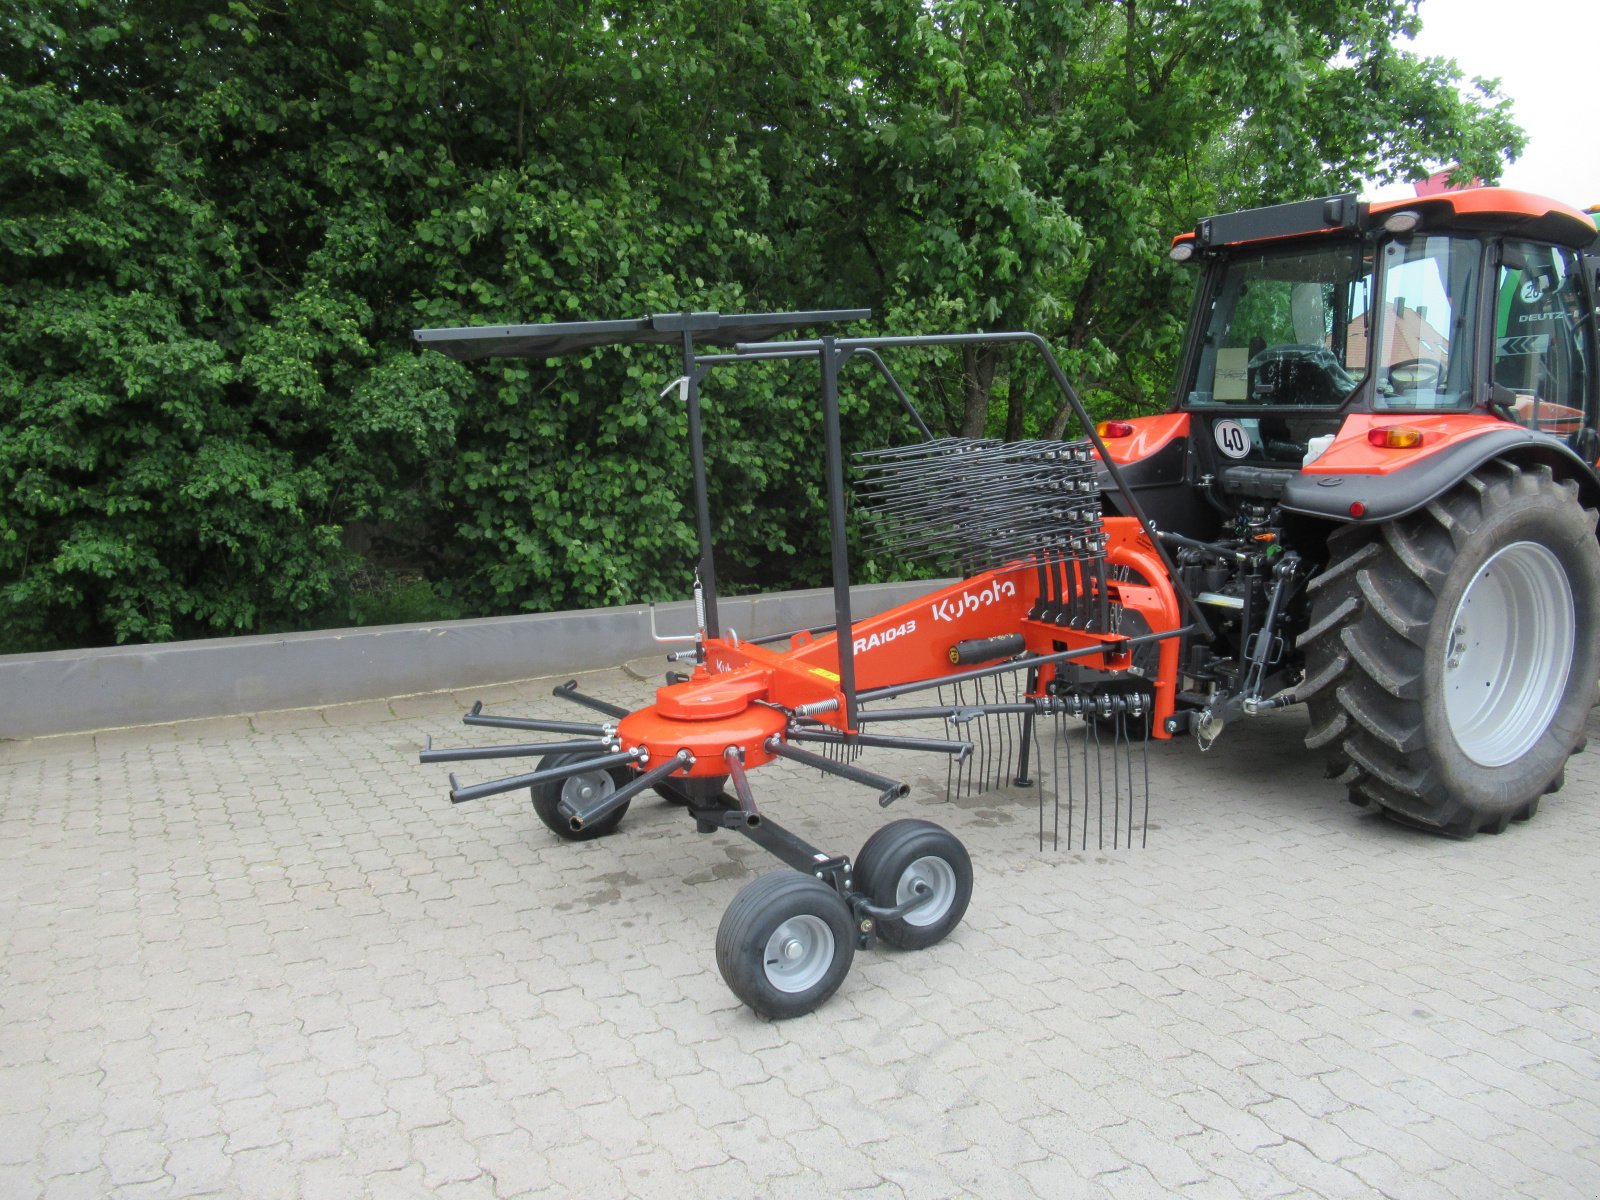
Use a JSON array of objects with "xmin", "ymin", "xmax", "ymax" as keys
[{"xmin": 0, "ymin": 581, "xmax": 939, "ymax": 739}]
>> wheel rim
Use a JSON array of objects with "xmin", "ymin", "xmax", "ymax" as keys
[
  {"xmin": 1444, "ymin": 541, "xmax": 1575, "ymax": 768},
  {"xmin": 896, "ymin": 856, "xmax": 958, "ymax": 928},
  {"xmin": 762, "ymin": 915, "xmax": 835, "ymax": 994},
  {"xmin": 560, "ymin": 770, "xmax": 615, "ymax": 810}
]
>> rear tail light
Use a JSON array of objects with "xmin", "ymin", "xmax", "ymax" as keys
[
  {"xmin": 1097, "ymin": 421, "xmax": 1135, "ymax": 439},
  {"xmin": 1367, "ymin": 425, "xmax": 1425, "ymax": 449}
]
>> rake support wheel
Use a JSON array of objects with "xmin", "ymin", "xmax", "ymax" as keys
[
  {"xmin": 529, "ymin": 753, "xmax": 633, "ymax": 841},
  {"xmin": 1302, "ymin": 462, "xmax": 1600, "ymax": 836},
  {"xmin": 853, "ymin": 819, "xmax": 973, "ymax": 949},
  {"xmin": 716, "ymin": 872, "xmax": 856, "ymax": 1019}
]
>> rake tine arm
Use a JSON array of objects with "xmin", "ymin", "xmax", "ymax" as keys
[
  {"xmin": 448, "ymin": 748, "xmax": 644, "ymax": 805},
  {"xmin": 855, "ymin": 627, "xmax": 1191, "ymax": 704},
  {"xmin": 551, "ymin": 680, "xmax": 630, "ymax": 719},
  {"xmin": 787, "ymin": 728, "xmax": 973, "ymax": 763},
  {"xmin": 763, "ymin": 736, "xmax": 909, "ymax": 808},
  {"xmin": 564, "ymin": 750, "xmax": 693, "ymax": 833},
  {"xmin": 420, "ymin": 739, "xmax": 616, "ymax": 765},
  {"xmin": 462, "ymin": 709, "xmax": 610, "ymax": 736},
  {"xmin": 722, "ymin": 747, "xmax": 762, "ymax": 826}
]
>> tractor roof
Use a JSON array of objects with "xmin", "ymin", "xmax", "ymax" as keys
[{"xmin": 1171, "ymin": 187, "xmax": 1597, "ymax": 256}]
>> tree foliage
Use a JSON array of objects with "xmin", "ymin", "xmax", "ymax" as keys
[{"xmin": 0, "ymin": 0, "xmax": 1525, "ymax": 651}]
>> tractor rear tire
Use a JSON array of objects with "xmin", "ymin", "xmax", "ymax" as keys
[{"xmin": 1302, "ymin": 462, "xmax": 1600, "ymax": 836}]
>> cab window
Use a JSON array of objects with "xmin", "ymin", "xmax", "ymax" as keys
[
  {"xmin": 1493, "ymin": 241, "xmax": 1592, "ymax": 433},
  {"xmin": 1185, "ymin": 242, "xmax": 1372, "ymax": 408},
  {"xmin": 1372, "ymin": 235, "xmax": 1480, "ymax": 410}
]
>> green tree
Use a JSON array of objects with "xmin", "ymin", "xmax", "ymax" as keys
[{"xmin": 1, "ymin": 0, "xmax": 1526, "ymax": 652}]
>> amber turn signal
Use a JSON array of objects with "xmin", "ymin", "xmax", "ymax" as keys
[
  {"xmin": 1096, "ymin": 421, "xmax": 1135, "ymax": 438},
  {"xmin": 1367, "ymin": 425, "xmax": 1425, "ymax": 449}
]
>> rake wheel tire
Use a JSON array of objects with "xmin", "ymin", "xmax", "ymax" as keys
[
  {"xmin": 853, "ymin": 819, "xmax": 973, "ymax": 950},
  {"xmin": 716, "ymin": 872, "xmax": 855, "ymax": 1019},
  {"xmin": 529, "ymin": 753, "xmax": 633, "ymax": 841},
  {"xmin": 1301, "ymin": 463, "xmax": 1600, "ymax": 836}
]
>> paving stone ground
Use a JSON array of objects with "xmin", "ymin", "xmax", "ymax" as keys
[{"xmin": 2, "ymin": 661, "xmax": 1597, "ymax": 1199}]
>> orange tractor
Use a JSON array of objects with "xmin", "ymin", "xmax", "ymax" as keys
[{"xmin": 418, "ymin": 187, "xmax": 1600, "ymax": 1017}]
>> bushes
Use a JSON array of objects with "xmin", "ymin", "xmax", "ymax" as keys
[{"xmin": 0, "ymin": 2, "xmax": 1522, "ymax": 652}]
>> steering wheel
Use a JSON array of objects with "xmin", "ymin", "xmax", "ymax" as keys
[
  {"xmin": 1247, "ymin": 344, "xmax": 1357, "ymax": 404},
  {"xmin": 1387, "ymin": 358, "xmax": 1445, "ymax": 392}
]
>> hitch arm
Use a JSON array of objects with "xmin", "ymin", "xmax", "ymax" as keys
[{"xmin": 1239, "ymin": 553, "xmax": 1304, "ymax": 707}]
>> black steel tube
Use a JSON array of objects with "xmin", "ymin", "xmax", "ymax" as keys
[
  {"xmin": 764, "ymin": 736, "xmax": 908, "ymax": 808},
  {"xmin": 462, "ymin": 708, "xmax": 608, "ymax": 737},
  {"xmin": 855, "ymin": 626, "xmax": 1192, "ymax": 704},
  {"xmin": 1014, "ymin": 666, "xmax": 1040, "ymax": 786},
  {"xmin": 567, "ymin": 751, "xmax": 692, "ymax": 832},
  {"xmin": 818, "ymin": 338, "xmax": 858, "ymax": 729},
  {"xmin": 854, "ymin": 704, "xmax": 1037, "ymax": 722},
  {"xmin": 726, "ymin": 812, "xmax": 836, "ymax": 876},
  {"xmin": 696, "ymin": 346, "xmax": 933, "ymax": 440},
  {"xmin": 681, "ymin": 337, "xmax": 721, "ymax": 637},
  {"xmin": 744, "ymin": 621, "xmax": 838, "ymax": 648},
  {"xmin": 788, "ymin": 728, "xmax": 973, "ymax": 762},
  {"xmin": 421, "ymin": 739, "xmax": 614, "ymax": 764},
  {"xmin": 722, "ymin": 748, "xmax": 761, "ymax": 826},
  {"xmin": 853, "ymin": 880, "xmax": 935, "ymax": 922},
  {"xmin": 853, "ymin": 348, "xmax": 933, "ymax": 440},
  {"xmin": 551, "ymin": 680, "xmax": 630, "ymax": 719},
  {"xmin": 448, "ymin": 748, "xmax": 643, "ymax": 805}
]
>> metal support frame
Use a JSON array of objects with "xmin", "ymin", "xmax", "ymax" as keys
[
  {"xmin": 420, "ymin": 311, "xmax": 1200, "ymax": 878},
  {"xmin": 732, "ymin": 331, "xmax": 1214, "ymax": 641},
  {"xmin": 818, "ymin": 338, "xmax": 860, "ymax": 728},
  {"xmin": 690, "ymin": 803, "xmax": 855, "ymax": 897},
  {"xmin": 696, "ymin": 327, "xmax": 1214, "ymax": 733},
  {"xmin": 680, "ymin": 334, "xmax": 720, "ymax": 637}
]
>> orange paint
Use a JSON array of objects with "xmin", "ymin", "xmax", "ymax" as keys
[
  {"xmin": 1093, "ymin": 412, "xmax": 1190, "ymax": 465},
  {"xmin": 1301, "ymin": 413, "xmax": 1503, "ymax": 476}
]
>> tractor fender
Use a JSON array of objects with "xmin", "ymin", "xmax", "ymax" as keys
[{"xmin": 1278, "ymin": 428, "xmax": 1600, "ymax": 526}]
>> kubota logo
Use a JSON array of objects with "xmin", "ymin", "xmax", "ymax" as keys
[
  {"xmin": 930, "ymin": 580, "xmax": 1017, "ymax": 623},
  {"xmin": 854, "ymin": 619, "xmax": 916, "ymax": 655}
]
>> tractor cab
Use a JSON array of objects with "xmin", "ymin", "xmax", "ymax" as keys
[{"xmin": 1166, "ymin": 189, "xmax": 1600, "ymax": 480}]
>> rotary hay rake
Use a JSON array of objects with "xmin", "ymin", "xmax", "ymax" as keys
[{"xmin": 414, "ymin": 311, "xmax": 1202, "ymax": 1017}]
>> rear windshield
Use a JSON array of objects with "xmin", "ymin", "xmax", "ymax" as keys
[{"xmin": 1185, "ymin": 241, "xmax": 1373, "ymax": 408}]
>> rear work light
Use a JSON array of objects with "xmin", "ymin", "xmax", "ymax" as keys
[
  {"xmin": 1367, "ymin": 425, "xmax": 1425, "ymax": 449},
  {"xmin": 1097, "ymin": 421, "xmax": 1136, "ymax": 438}
]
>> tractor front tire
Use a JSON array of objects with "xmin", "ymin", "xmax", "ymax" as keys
[{"xmin": 1302, "ymin": 462, "xmax": 1600, "ymax": 836}]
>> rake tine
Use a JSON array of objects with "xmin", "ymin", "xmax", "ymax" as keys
[
  {"xmin": 1095, "ymin": 714, "xmax": 1106, "ymax": 850},
  {"xmin": 1080, "ymin": 712, "xmax": 1091, "ymax": 853},
  {"xmin": 1126, "ymin": 716, "xmax": 1138, "ymax": 850},
  {"xmin": 1112, "ymin": 705, "xmax": 1123, "ymax": 850},
  {"xmin": 1141, "ymin": 723, "xmax": 1152, "ymax": 848}
]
